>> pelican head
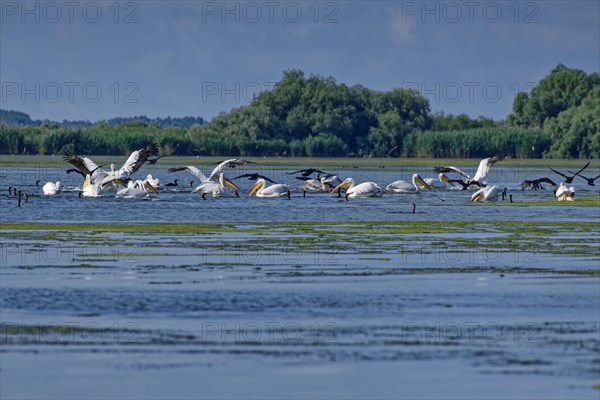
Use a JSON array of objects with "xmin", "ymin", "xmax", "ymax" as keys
[
  {"xmin": 55, "ymin": 181, "xmax": 62, "ymax": 191},
  {"xmin": 110, "ymin": 164, "xmax": 116, "ymax": 172},
  {"xmin": 438, "ymin": 173, "xmax": 454, "ymax": 187},
  {"xmin": 413, "ymin": 174, "xmax": 431, "ymax": 190},
  {"xmin": 83, "ymin": 175, "xmax": 91, "ymax": 189},
  {"xmin": 471, "ymin": 190, "xmax": 484, "ymax": 202},
  {"xmin": 247, "ymin": 179, "xmax": 265, "ymax": 197},
  {"xmin": 331, "ymin": 178, "xmax": 353, "ymax": 194},
  {"xmin": 144, "ymin": 181, "xmax": 158, "ymax": 194},
  {"xmin": 114, "ymin": 179, "xmax": 129, "ymax": 188},
  {"xmin": 220, "ymin": 173, "xmax": 241, "ymax": 191}
]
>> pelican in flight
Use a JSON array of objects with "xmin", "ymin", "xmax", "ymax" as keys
[
  {"xmin": 555, "ymin": 183, "xmax": 575, "ymax": 201},
  {"xmin": 195, "ymin": 173, "xmax": 241, "ymax": 199},
  {"xmin": 423, "ymin": 173, "xmax": 454, "ymax": 189},
  {"xmin": 42, "ymin": 181, "xmax": 61, "ymax": 195},
  {"xmin": 471, "ymin": 185, "xmax": 501, "ymax": 202},
  {"xmin": 331, "ymin": 178, "xmax": 383, "ymax": 199},
  {"xmin": 116, "ymin": 180, "xmax": 158, "ymax": 198},
  {"xmin": 99, "ymin": 143, "xmax": 158, "ymax": 188},
  {"xmin": 386, "ymin": 174, "xmax": 431, "ymax": 194},
  {"xmin": 548, "ymin": 161, "xmax": 590, "ymax": 184},
  {"xmin": 435, "ymin": 156, "xmax": 503, "ymax": 185},
  {"xmin": 247, "ymin": 179, "xmax": 291, "ymax": 198}
]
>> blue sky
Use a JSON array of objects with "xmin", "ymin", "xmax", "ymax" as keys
[{"xmin": 1, "ymin": 1, "xmax": 598, "ymax": 122}]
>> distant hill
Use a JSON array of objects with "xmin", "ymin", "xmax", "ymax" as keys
[{"xmin": 0, "ymin": 109, "xmax": 205, "ymax": 129}]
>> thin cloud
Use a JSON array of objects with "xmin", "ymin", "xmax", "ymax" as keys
[{"xmin": 389, "ymin": 10, "xmax": 414, "ymax": 46}]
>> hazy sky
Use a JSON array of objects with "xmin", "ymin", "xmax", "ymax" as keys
[{"xmin": 1, "ymin": 1, "xmax": 598, "ymax": 122}]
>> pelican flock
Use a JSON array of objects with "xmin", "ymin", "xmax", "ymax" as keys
[{"xmin": 10, "ymin": 152, "xmax": 594, "ymax": 206}]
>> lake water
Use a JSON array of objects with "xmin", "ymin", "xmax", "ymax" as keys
[{"xmin": 1, "ymin": 158, "xmax": 599, "ymax": 399}]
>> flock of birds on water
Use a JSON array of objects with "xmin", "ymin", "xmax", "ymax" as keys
[{"xmin": 5, "ymin": 143, "xmax": 598, "ymax": 209}]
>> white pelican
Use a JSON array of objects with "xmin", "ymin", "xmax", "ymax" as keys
[
  {"xmin": 247, "ymin": 179, "xmax": 291, "ymax": 198},
  {"xmin": 300, "ymin": 177, "xmax": 329, "ymax": 192},
  {"xmin": 423, "ymin": 173, "xmax": 454, "ymax": 189},
  {"xmin": 555, "ymin": 183, "xmax": 575, "ymax": 201},
  {"xmin": 298, "ymin": 175, "xmax": 342, "ymax": 192},
  {"xmin": 81, "ymin": 175, "xmax": 102, "ymax": 197},
  {"xmin": 171, "ymin": 165, "xmax": 240, "ymax": 197},
  {"xmin": 116, "ymin": 180, "xmax": 158, "ymax": 198},
  {"xmin": 386, "ymin": 174, "xmax": 431, "ymax": 194},
  {"xmin": 99, "ymin": 144, "xmax": 158, "ymax": 188},
  {"xmin": 331, "ymin": 178, "xmax": 383, "ymax": 199},
  {"xmin": 471, "ymin": 185, "xmax": 501, "ymax": 202},
  {"xmin": 195, "ymin": 173, "xmax": 240, "ymax": 199},
  {"xmin": 42, "ymin": 181, "xmax": 61, "ymax": 195}
]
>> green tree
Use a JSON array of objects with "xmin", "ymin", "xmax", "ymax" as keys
[
  {"xmin": 509, "ymin": 64, "xmax": 599, "ymax": 128},
  {"xmin": 545, "ymin": 87, "xmax": 600, "ymax": 158}
]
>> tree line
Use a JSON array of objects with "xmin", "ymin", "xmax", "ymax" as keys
[{"xmin": 1, "ymin": 64, "xmax": 597, "ymax": 158}]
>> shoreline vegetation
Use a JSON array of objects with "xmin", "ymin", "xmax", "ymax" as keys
[{"xmin": 1, "ymin": 64, "xmax": 598, "ymax": 159}]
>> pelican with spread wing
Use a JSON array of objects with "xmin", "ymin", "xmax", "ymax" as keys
[
  {"xmin": 194, "ymin": 173, "xmax": 241, "ymax": 199},
  {"xmin": 99, "ymin": 144, "xmax": 158, "ymax": 188},
  {"xmin": 170, "ymin": 165, "xmax": 234, "ymax": 196},
  {"xmin": 434, "ymin": 156, "xmax": 503, "ymax": 186},
  {"xmin": 208, "ymin": 159, "xmax": 254, "ymax": 181},
  {"xmin": 63, "ymin": 151, "xmax": 108, "ymax": 181}
]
